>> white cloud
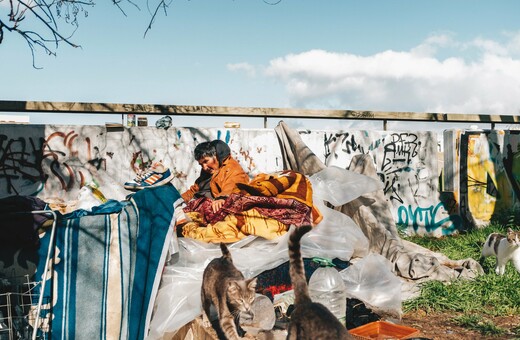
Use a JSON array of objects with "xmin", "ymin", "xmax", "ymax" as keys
[
  {"xmin": 227, "ymin": 62, "xmax": 256, "ymax": 77},
  {"xmin": 264, "ymin": 33, "xmax": 520, "ymax": 116}
]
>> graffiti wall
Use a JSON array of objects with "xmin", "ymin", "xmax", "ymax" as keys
[
  {"xmin": 297, "ymin": 130, "xmax": 458, "ymax": 236},
  {"xmin": 0, "ymin": 125, "xmax": 284, "ymax": 203},
  {"xmin": 457, "ymin": 130, "xmax": 520, "ymax": 226},
  {"xmin": 0, "ymin": 124, "xmax": 455, "ymax": 234}
]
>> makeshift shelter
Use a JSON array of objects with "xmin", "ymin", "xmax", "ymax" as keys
[
  {"xmin": 275, "ymin": 121, "xmax": 483, "ymax": 284},
  {"xmin": 0, "ymin": 121, "xmax": 485, "ymax": 339}
]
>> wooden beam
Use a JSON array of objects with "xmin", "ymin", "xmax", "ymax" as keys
[{"xmin": 1, "ymin": 100, "xmax": 519, "ymax": 124}]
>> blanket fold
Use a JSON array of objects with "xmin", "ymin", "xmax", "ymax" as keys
[{"xmin": 181, "ymin": 170, "xmax": 322, "ymax": 243}]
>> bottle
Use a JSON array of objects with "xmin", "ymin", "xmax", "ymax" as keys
[
  {"xmin": 86, "ymin": 181, "xmax": 108, "ymax": 203},
  {"xmin": 308, "ymin": 259, "xmax": 347, "ymax": 325}
]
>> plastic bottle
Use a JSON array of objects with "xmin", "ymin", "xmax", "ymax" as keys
[{"xmin": 308, "ymin": 259, "xmax": 347, "ymax": 325}]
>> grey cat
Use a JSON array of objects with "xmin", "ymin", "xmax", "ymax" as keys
[
  {"xmin": 286, "ymin": 225, "xmax": 353, "ymax": 339},
  {"xmin": 480, "ymin": 227, "xmax": 520, "ymax": 275},
  {"xmin": 201, "ymin": 242, "xmax": 257, "ymax": 340}
]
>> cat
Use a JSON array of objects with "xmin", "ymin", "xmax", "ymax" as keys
[
  {"xmin": 201, "ymin": 242, "xmax": 257, "ymax": 340},
  {"xmin": 286, "ymin": 225, "xmax": 353, "ymax": 339},
  {"xmin": 480, "ymin": 227, "xmax": 520, "ymax": 275}
]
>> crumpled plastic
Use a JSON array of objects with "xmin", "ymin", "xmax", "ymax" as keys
[
  {"xmin": 301, "ymin": 199, "xmax": 369, "ymax": 260},
  {"xmin": 155, "ymin": 116, "xmax": 173, "ymax": 130},
  {"xmin": 340, "ymin": 253, "xmax": 402, "ymax": 319},
  {"xmin": 146, "ymin": 166, "xmax": 384, "ymax": 339},
  {"xmin": 309, "ymin": 165, "xmax": 383, "ymax": 207}
]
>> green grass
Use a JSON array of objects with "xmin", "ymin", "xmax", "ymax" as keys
[
  {"xmin": 402, "ymin": 222, "xmax": 520, "ymax": 337},
  {"xmin": 453, "ymin": 314, "xmax": 506, "ymax": 336}
]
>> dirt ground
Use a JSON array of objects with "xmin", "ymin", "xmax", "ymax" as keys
[{"xmin": 401, "ymin": 310, "xmax": 520, "ymax": 339}]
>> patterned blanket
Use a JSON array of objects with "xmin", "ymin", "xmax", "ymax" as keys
[
  {"xmin": 35, "ymin": 185, "xmax": 180, "ymax": 339},
  {"xmin": 181, "ymin": 170, "xmax": 322, "ymax": 243}
]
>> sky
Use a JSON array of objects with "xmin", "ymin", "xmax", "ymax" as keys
[{"xmin": 1, "ymin": 0, "xmax": 520, "ymax": 131}]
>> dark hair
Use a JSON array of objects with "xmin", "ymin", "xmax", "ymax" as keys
[{"xmin": 194, "ymin": 141, "xmax": 216, "ymax": 161}]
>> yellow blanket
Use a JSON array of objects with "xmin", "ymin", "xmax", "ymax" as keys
[{"xmin": 181, "ymin": 170, "xmax": 321, "ymax": 243}]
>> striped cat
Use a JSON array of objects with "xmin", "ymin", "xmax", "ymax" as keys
[
  {"xmin": 201, "ymin": 243, "xmax": 257, "ymax": 339},
  {"xmin": 480, "ymin": 228, "xmax": 520, "ymax": 275},
  {"xmin": 287, "ymin": 225, "xmax": 352, "ymax": 339}
]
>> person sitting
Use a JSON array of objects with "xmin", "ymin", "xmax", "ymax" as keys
[{"xmin": 181, "ymin": 140, "xmax": 249, "ymax": 213}]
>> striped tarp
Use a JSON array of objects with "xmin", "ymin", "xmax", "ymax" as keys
[{"xmin": 35, "ymin": 185, "xmax": 180, "ymax": 339}]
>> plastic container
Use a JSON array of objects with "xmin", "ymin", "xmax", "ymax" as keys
[
  {"xmin": 308, "ymin": 262, "xmax": 347, "ymax": 325},
  {"xmin": 348, "ymin": 320, "xmax": 420, "ymax": 339}
]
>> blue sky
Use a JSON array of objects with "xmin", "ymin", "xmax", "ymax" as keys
[{"xmin": 1, "ymin": 0, "xmax": 520, "ymax": 130}]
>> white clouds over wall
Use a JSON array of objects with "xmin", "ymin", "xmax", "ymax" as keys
[{"xmin": 264, "ymin": 33, "xmax": 520, "ymax": 115}]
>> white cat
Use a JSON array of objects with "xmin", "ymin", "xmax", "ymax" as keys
[{"xmin": 480, "ymin": 228, "xmax": 520, "ymax": 275}]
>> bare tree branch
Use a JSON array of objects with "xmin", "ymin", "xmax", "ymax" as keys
[
  {"xmin": 144, "ymin": 0, "xmax": 172, "ymax": 38},
  {"xmin": 1, "ymin": 0, "xmax": 283, "ymax": 67}
]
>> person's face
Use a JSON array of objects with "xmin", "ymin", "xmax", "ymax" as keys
[{"xmin": 198, "ymin": 156, "xmax": 220, "ymax": 174}]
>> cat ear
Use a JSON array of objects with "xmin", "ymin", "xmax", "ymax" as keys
[
  {"xmin": 247, "ymin": 277, "xmax": 258, "ymax": 290},
  {"xmin": 507, "ymin": 227, "xmax": 514, "ymax": 234}
]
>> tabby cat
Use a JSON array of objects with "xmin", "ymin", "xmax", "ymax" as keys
[
  {"xmin": 480, "ymin": 228, "xmax": 520, "ymax": 275},
  {"xmin": 201, "ymin": 242, "xmax": 257, "ymax": 340},
  {"xmin": 287, "ymin": 225, "xmax": 353, "ymax": 339}
]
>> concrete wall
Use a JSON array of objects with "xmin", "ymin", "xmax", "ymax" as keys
[{"xmin": 0, "ymin": 124, "xmax": 455, "ymax": 235}]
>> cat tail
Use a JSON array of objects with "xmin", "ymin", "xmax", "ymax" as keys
[
  {"xmin": 220, "ymin": 242, "xmax": 233, "ymax": 262},
  {"xmin": 288, "ymin": 225, "xmax": 313, "ymax": 305}
]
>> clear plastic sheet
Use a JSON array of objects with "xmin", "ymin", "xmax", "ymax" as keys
[
  {"xmin": 309, "ymin": 165, "xmax": 383, "ymax": 207},
  {"xmin": 147, "ymin": 167, "xmax": 383, "ymax": 339},
  {"xmin": 301, "ymin": 199, "xmax": 369, "ymax": 260},
  {"xmin": 340, "ymin": 253, "xmax": 403, "ymax": 318},
  {"xmin": 146, "ymin": 234, "xmax": 291, "ymax": 339}
]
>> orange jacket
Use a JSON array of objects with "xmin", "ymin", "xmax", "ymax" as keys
[{"xmin": 181, "ymin": 156, "xmax": 249, "ymax": 202}]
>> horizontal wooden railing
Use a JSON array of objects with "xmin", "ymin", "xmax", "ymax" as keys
[{"xmin": 1, "ymin": 100, "xmax": 519, "ymax": 129}]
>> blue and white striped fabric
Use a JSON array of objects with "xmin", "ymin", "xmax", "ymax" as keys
[{"xmin": 36, "ymin": 185, "xmax": 180, "ymax": 340}]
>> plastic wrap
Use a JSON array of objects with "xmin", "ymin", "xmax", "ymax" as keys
[
  {"xmin": 146, "ymin": 267, "xmax": 204, "ymax": 340},
  {"xmin": 302, "ymin": 199, "xmax": 369, "ymax": 260},
  {"xmin": 146, "ymin": 233, "xmax": 291, "ymax": 339},
  {"xmin": 147, "ymin": 166, "xmax": 384, "ymax": 338},
  {"xmin": 309, "ymin": 165, "xmax": 383, "ymax": 207},
  {"xmin": 340, "ymin": 253, "xmax": 402, "ymax": 318}
]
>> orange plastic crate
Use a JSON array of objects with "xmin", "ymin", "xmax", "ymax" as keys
[{"xmin": 349, "ymin": 320, "xmax": 421, "ymax": 339}]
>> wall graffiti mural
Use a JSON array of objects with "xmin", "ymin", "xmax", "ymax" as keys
[
  {"xmin": 397, "ymin": 202, "xmax": 462, "ymax": 235},
  {"xmin": 0, "ymin": 125, "xmax": 282, "ymax": 202},
  {"xmin": 459, "ymin": 130, "xmax": 520, "ymax": 226},
  {"xmin": 0, "ymin": 134, "xmax": 47, "ymax": 195},
  {"xmin": 300, "ymin": 130, "xmax": 450, "ymax": 235},
  {"xmin": 2, "ymin": 124, "xmax": 518, "ymax": 235},
  {"xmin": 0, "ymin": 128, "xmax": 109, "ymax": 197}
]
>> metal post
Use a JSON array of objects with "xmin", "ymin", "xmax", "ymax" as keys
[{"xmin": 31, "ymin": 210, "xmax": 57, "ymax": 340}]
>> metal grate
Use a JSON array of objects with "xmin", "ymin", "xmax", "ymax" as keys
[{"xmin": 0, "ymin": 275, "xmax": 50, "ymax": 340}]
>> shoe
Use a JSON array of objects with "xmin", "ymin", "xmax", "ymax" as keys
[{"xmin": 124, "ymin": 162, "xmax": 174, "ymax": 190}]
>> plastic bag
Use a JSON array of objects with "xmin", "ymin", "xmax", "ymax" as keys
[
  {"xmin": 309, "ymin": 165, "xmax": 383, "ymax": 207},
  {"xmin": 301, "ymin": 199, "xmax": 369, "ymax": 260},
  {"xmin": 340, "ymin": 253, "xmax": 402, "ymax": 318},
  {"xmin": 146, "ymin": 266, "xmax": 204, "ymax": 340},
  {"xmin": 146, "ymin": 233, "xmax": 292, "ymax": 339}
]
